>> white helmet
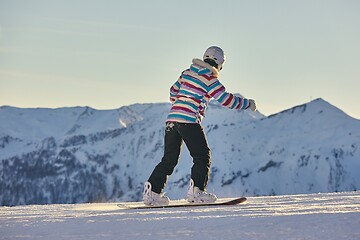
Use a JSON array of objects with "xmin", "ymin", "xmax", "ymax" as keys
[{"xmin": 203, "ymin": 46, "xmax": 226, "ymax": 70}]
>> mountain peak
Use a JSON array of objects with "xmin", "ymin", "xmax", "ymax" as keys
[{"xmin": 266, "ymin": 98, "xmax": 350, "ymax": 120}]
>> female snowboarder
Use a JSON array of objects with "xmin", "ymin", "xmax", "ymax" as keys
[{"xmin": 143, "ymin": 46, "xmax": 257, "ymax": 206}]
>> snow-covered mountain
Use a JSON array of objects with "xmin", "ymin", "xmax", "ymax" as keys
[{"xmin": 0, "ymin": 98, "xmax": 359, "ymax": 206}]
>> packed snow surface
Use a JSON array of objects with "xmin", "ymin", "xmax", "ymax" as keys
[{"xmin": 1, "ymin": 191, "xmax": 359, "ymax": 240}]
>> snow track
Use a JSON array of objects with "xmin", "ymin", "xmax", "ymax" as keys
[{"xmin": 1, "ymin": 191, "xmax": 359, "ymax": 240}]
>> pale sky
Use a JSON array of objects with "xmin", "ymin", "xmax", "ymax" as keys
[{"xmin": 0, "ymin": 0, "xmax": 359, "ymax": 119}]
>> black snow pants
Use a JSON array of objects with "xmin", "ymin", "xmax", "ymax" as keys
[{"xmin": 148, "ymin": 122, "xmax": 211, "ymax": 194}]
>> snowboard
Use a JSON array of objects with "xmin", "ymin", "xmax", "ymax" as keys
[{"xmin": 117, "ymin": 197, "xmax": 247, "ymax": 210}]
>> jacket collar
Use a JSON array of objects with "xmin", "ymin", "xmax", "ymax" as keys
[{"xmin": 191, "ymin": 58, "xmax": 219, "ymax": 77}]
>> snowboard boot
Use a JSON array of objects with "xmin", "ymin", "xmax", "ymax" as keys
[
  {"xmin": 143, "ymin": 182, "xmax": 170, "ymax": 206},
  {"xmin": 187, "ymin": 179, "xmax": 217, "ymax": 203}
]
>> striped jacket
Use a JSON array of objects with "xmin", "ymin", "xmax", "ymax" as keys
[{"xmin": 167, "ymin": 58, "xmax": 250, "ymax": 124}]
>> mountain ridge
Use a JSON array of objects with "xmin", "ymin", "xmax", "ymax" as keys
[{"xmin": 0, "ymin": 98, "xmax": 359, "ymax": 206}]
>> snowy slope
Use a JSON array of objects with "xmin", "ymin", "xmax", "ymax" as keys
[
  {"xmin": 0, "ymin": 98, "xmax": 360, "ymax": 206},
  {"xmin": 0, "ymin": 191, "xmax": 359, "ymax": 240}
]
